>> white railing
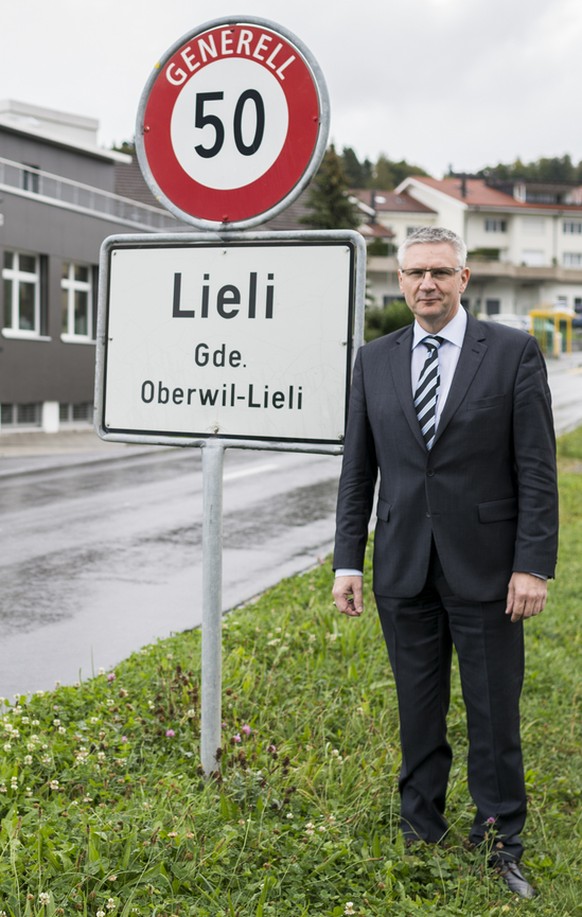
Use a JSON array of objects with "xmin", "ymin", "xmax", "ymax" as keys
[{"xmin": 0, "ymin": 156, "xmax": 181, "ymax": 230}]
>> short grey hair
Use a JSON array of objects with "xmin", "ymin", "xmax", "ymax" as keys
[{"xmin": 397, "ymin": 227, "xmax": 467, "ymax": 267}]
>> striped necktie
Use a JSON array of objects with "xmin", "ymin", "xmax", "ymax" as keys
[{"xmin": 414, "ymin": 336, "xmax": 443, "ymax": 450}]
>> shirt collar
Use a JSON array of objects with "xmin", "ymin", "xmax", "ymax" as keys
[{"xmin": 412, "ymin": 306, "xmax": 468, "ymax": 349}]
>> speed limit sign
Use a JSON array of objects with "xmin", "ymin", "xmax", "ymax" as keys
[{"xmin": 136, "ymin": 16, "xmax": 330, "ymax": 229}]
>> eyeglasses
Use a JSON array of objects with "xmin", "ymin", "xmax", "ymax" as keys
[{"xmin": 400, "ymin": 267, "xmax": 463, "ymax": 281}]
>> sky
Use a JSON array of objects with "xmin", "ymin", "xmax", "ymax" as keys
[{"xmin": 2, "ymin": 0, "xmax": 581, "ymax": 179}]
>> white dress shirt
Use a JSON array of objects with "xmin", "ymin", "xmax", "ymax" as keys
[{"xmin": 411, "ymin": 306, "xmax": 467, "ymax": 427}]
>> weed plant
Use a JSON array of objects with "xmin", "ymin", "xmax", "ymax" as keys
[{"xmin": 0, "ymin": 431, "xmax": 580, "ymax": 915}]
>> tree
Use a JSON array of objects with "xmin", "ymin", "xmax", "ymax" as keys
[
  {"xmin": 341, "ymin": 147, "xmax": 373, "ymax": 187},
  {"xmin": 373, "ymin": 154, "xmax": 396, "ymax": 189},
  {"xmin": 537, "ymin": 155, "xmax": 576, "ymax": 183},
  {"xmin": 300, "ymin": 144, "xmax": 361, "ymax": 230},
  {"xmin": 478, "ymin": 155, "xmax": 579, "ymax": 184},
  {"xmin": 112, "ymin": 140, "xmax": 136, "ymax": 155},
  {"xmin": 361, "ymin": 157, "xmax": 375, "ymax": 187},
  {"xmin": 386, "ymin": 158, "xmax": 429, "ymax": 187},
  {"xmin": 373, "ymin": 154, "xmax": 429, "ymax": 189},
  {"xmin": 341, "ymin": 146, "xmax": 364, "ymax": 186}
]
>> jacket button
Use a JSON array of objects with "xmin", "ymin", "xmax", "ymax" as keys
[
  {"xmin": 426, "ymin": 512, "xmax": 431, "ymax": 518},
  {"xmin": 427, "ymin": 469, "xmax": 435, "ymax": 477}
]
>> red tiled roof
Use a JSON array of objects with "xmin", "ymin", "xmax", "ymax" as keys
[
  {"xmin": 407, "ymin": 176, "xmax": 519, "ymax": 207},
  {"xmin": 351, "ymin": 188, "xmax": 435, "ymax": 214},
  {"xmin": 403, "ymin": 176, "xmax": 582, "ymax": 212},
  {"xmin": 359, "ymin": 221, "xmax": 395, "ymax": 240}
]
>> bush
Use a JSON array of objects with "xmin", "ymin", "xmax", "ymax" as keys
[{"xmin": 365, "ymin": 300, "xmax": 413, "ymax": 341}]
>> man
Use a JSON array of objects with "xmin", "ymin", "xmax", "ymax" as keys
[{"xmin": 332, "ymin": 227, "xmax": 558, "ymax": 899}]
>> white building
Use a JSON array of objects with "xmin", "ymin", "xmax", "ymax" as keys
[{"xmin": 353, "ymin": 176, "xmax": 582, "ymax": 319}]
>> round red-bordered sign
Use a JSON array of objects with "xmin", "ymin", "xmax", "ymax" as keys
[{"xmin": 136, "ymin": 17, "xmax": 330, "ymax": 230}]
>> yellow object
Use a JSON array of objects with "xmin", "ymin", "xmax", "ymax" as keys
[{"xmin": 529, "ymin": 309, "xmax": 572, "ymax": 356}]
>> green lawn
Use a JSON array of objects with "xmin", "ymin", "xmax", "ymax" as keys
[{"xmin": 0, "ymin": 431, "xmax": 580, "ymax": 916}]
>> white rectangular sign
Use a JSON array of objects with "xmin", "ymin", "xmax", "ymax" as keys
[{"xmin": 96, "ymin": 233, "xmax": 362, "ymax": 450}]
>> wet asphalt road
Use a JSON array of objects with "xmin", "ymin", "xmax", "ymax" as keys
[
  {"xmin": 0, "ymin": 448, "xmax": 342, "ymax": 698},
  {"xmin": 1, "ymin": 350, "xmax": 582, "ymax": 699}
]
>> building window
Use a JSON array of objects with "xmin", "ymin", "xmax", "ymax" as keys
[
  {"xmin": 59, "ymin": 402, "xmax": 93, "ymax": 424},
  {"xmin": 2, "ymin": 251, "xmax": 41, "ymax": 335},
  {"xmin": 563, "ymin": 252, "xmax": 582, "ymax": 267},
  {"xmin": 485, "ymin": 219, "xmax": 507, "ymax": 233},
  {"xmin": 61, "ymin": 262, "xmax": 93, "ymax": 340},
  {"xmin": 526, "ymin": 192, "xmax": 556, "ymax": 203},
  {"xmin": 22, "ymin": 164, "xmax": 40, "ymax": 194},
  {"xmin": 485, "ymin": 299, "xmax": 501, "ymax": 315},
  {"xmin": 0, "ymin": 403, "xmax": 42, "ymax": 428},
  {"xmin": 563, "ymin": 221, "xmax": 582, "ymax": 234}
]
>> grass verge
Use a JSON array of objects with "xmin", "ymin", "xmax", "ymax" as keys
[{"xmin": 0, "ymin": 431, "xmax": 581, "ymax": 916}]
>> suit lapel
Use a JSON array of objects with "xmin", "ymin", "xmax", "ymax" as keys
[
  {"xmin": 386, "ymin": 315, "xmax": 488, "ymax": 450},
  {"xmin": 388, "ymin": 325, "xmax": 427, "ymax": 449},
  {"xmin": 433, "ymin": 314, "xmax": 488, "ymax": 444}
]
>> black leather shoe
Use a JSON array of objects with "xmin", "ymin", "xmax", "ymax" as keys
[{"xmin": 496, "ymin": 861, "xmax": 537, "ymax": 899}]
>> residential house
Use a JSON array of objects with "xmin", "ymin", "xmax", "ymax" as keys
[{"xmin": 353, "ymin": 176, "xmax": 582, "ymax": 318}]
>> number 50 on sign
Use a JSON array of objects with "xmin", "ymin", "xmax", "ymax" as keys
[{"xmin": 136, "ymin": 16, "xmax": 330, "ymax": 230}]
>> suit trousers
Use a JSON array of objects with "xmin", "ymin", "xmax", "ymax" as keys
[{"xmin": 375, "ymin": 543, "xmax": 526, "ymax": 861}]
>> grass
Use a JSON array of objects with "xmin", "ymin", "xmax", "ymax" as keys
[{"xmin": 0, "ymin": 431, "xmax": 581, "ymax": 916}]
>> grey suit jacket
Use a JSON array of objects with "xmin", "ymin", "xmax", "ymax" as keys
[{"xmin": 333, "ymin": 314, "xmax": 559, "ymax": 601}]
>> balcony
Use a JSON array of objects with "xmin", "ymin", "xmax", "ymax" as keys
[
  {"xmin": 467, "ymin": 260, "xmax": 582, "ymax": 283},
  {"xmin": 366, "ymin": 254, "xmax": 582, "ymax": 284},
  {"xmin": 0, "ymin": 156, "xmax": 181, "ymax": 231}
]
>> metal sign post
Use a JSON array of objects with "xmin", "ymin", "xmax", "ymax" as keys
[
  {"xmin": 95, "ymin": 16, "xmax": 366, "ymax": 775},
  {"xmin": 200, "ymin": 441, "xmax": 224, "ymax": 775}
]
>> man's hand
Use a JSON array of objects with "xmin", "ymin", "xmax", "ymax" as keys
[
  {"xmin": 332, "ymin": 575, "xmax": 364, "ymax": 617},
  {"xmin": 505, "ymin": 572, "xmax": 548, "ymax": 623}
]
